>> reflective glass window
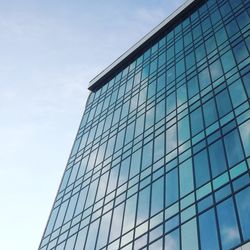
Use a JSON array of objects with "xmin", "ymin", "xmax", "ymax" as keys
[
  {"xmin": 178, "ymin": 116, "xmax": 190, "ymax": 145},
  {"xmin": 239, "ymin": 119, "xmax": 250, "ymax": 157},
  {"xmin": 190, "ymin": 107, "xmax": 204, "ymax": 136},
  {"xmin": 142, "ymin": 141, "xmax": 153, "ymax": 170},
  {"xmin": 198, "ymin": 208, "xmax": 220, "ymax": 250},
  {"xmin": 208, "ymin": 140, "xmax": 227, "ymax": 177},
  {"xmin": 165, "ymin": 168, "xmax": 179, "ymax": 207},
  {"xmin": 165, "ymin": 228, "xmax": 180, "ymax": 250},
  {"xmin": 151, "ymin": 177, "xmax": 164, "ymax": 216},
  {"xmin": 181, "ymin": 218, "xmax": 199, "ymax": 250},
  {"xmin": 194, "ymin": 149, "xmax": 210, "ymax": 188},
  {"xmin": 235, "ymin": 187, "xmax": 250, "ymax": 241},
  {"xmin": 215, "ymin": 89, "xmax": 232, "ymax": 118},
  {"xmin": 217, "ymin": 197, "xmax": 241, "ymax": 250},
  {"xmin": 123, "ymin": 194, "xmax": 137, "ymax": 233},
  {"xmin": 96, "ymin": 211, "xmax": 112, "ymax": 249},
  {"xmin": 179, "ymin": 159, "xmax": 194, "ymax": 197},
  {"xmin": 166, "ymin": 124, "xmax": 177, "ymax": 154},
  {"xmin": 223, "ymin": 129, "xmax": 244, "ymax": 167},
  {"xmin": 137, "ymin": 186, "xmax": 150, "ymax": 224},
  {"xmin": 203, "ymin": 98, "xmax": 218, "ymax": 127}
]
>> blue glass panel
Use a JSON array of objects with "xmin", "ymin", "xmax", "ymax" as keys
[
  {"xmin": 166, "ymin": 91, "xmax": 176, "ymax": 114},
  {"xmin": 210, "ymin": 59, "xmax": 223, "ymax": 82},
  {"xmin": 142, "ymin": 141, "xmax": 153, "ymax": 170},
  {"xmin": 178, "ymin": 116, "xmax": 190, "ymax": 145},
  {"xmin": 216, "ymin": 89, "xmax": 232, "ymax": 118},
  {"xmin": 203, "ymin": 98, "xmax": 218, "ymax": 127},
  {"xmin": 109, "ymin": 203, "xmax": 124, "ymax": 242},
  {"xmin": 179, "ymin": 159, "xmax": 194, "ymax": 197},
  {"xmin": 137, "ymin": 186, "xmax": 150, "ymax": 224},
  {"xmin": 209, "ymin": 140, "xmax": 227, "ymax": 177},
  {"xmin": 165, "ymin": 168, "xmax": 179, "ymax": 207},
  {"xmin": 85, "ymin": 219, "xmax": 100, "ymax": 249},
  {"xmin": 198, "ymin": 67, "xmax": 211, "ymax": 89},
  {"xmin": 151, "ymin": 177, "xmax": 164, "ymax": 216},
  {"xmin": 239, "ymin": 119, "xmax": 250, "ymax": 157},
  {"xmin": 190, "ymin": 107, "xmax": 204, "ymax": 136},
  {"xmin": 130, "ymin": 149, "xmax": 141, "ymax": 178},
  {"xmin": 181, "ymin": 218, "xmax": 199, "ymax": 250},
  {"xmin": 187, "ymin": 75, "xmax": 199, "ymax": 98},
  {"xmin": 177, "ymin": 84, "xmax": 187, "ymax": 107},
  {"xmin": 235, "ymin": 187, "xmax": 250, "ymax": 241},
  {"xmin": 154, "ymin": 133, "xmax": 165, "ymax": 162},
  {"xmin": 96, "ymin": 211, "xmax": 112, "ymax": 249},
  {"xmin": 165, "ymin": 228, "xmax": 180, "ymax": 250},
  {"xmin": 199, "ymin": 208, "xmax": 219, "ymax": 250},
  {"xmin": 118, "ymin": 157, "xmax": 130, "ymax": 186},
  {"xmin": 194, "ymin": 149, "xmax": 210, "ymax": 188},
  {"xmin": 217, "ymin": 197, "xmax": 241, "ymax": 250},
  {"xmin": 123, "ymin": 194, "xmax": 137, "ymax": 233},
  {"xmin": 107, "ymin": 166, "xmax": 119, "ymax": 194},
  {"xmin": 221, "ymin": 50, "xmax": 236, "ymax": 72},
  {"xmin": 166, "ymin": 124, "xmax": 177, "ymax": 154},
  {"xmin": 223, "ymin": 129, "xmax": 244, "ymax": 167},
  {"xmin": 229, "ymin": 79, "xmax": 247, "ymax": 108},
  {"xmin": 155, "ymin": 99, "xmax": 165, "ymax": 122}
]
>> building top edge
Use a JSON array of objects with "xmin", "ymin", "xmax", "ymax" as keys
[{"xmin": 88, "ymin": 0, "xmax": 197, "ymax": 91}]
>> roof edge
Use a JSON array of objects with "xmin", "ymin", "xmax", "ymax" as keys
[{"xmin": 88, "ymin": 0, "xmax": 200, "ymax": 91}]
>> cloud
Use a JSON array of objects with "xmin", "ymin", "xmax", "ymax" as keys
[{"xmin": 222, "ymin": 226, "xmax": 240, "ymax": 244}]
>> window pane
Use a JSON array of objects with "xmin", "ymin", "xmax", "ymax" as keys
[
  {"xmin": 199, "ymin": 208, "xmax": 220, "ymax": 250},
  {"xmin": 217, "ymin": 198, "xmax": 241, "ymax": 250},
  {"xmin": 142, "ymin": 141, "xmax": 153, "ymax": 170},
  {"xmin": 155, "ymin": 99, "xmax": 165, "ymax": 122},
  {"xmin": 210, "ymin": 59, "xmax": 223, "ymax": 82},
  {"xmin": 123, "ymin": 194, "xmax": 137, "ymax": 233},
  {"xmin": 239, "ymin": 119, "xmax": 250, "ymax": 157},
  {"xmin": 221, "ymin": 50, "xmax": 236, "ymax": 72},
  {"xmin": 137, "ymin": 186, "xmax": 150, "ymax": 224},
  {"xmin": 203, "ymin": 98, "xmax": 218, "ymax": 127},
  {"xmin": 74, "ymin": 227, "xmax": 87, "ymax": 250},
  {"xmin": 178, "ymin": 116, "xmax": 190, "ymax": 144},
  {"xmin": 154, "ymin": 133, "xmax": 165, "ymax": 162},
  {"xmin": 179, "ymin": 159, "xmax": 194, "ymax": 197},
  {"xmin": 177, "ymin": 84, "xmax": 187, "ymax": 107},
  {"xmin": 107, "ymin": 166, "xmax": 119, "ymax": 193},
  {"xmin": 96, "ymin": 211, "xmax": 112, "ymax": 249},
  {"xmin": 233, "ymin": 41, "xmax": 249, "ymax": 64},
  {"xmin": 198, "ymin": 68, "xmax": 211, "ymax": 90},
  {"xmin": 235, "ymin": 187, "xmax": 250, "ymax": 241},
  {"xmin": 145, "ymin": 107, "xmax": 155, "ymax": 129},
  {"xmin": 190, "ymin": 107, "xmax": 204, "ymax": 136},
  {"xmin": 228, "ymin": 79, "xmax": 247, "ymax": 108},
  {"xmin": 181, "ymin": 218, "xmax": 199, "ymax": 250},
  {"xmin": 208, "ymin": 140, "xmax": 227, "ymax": 177},
  {"xmin": 166, "ymin": 92, "xmax": 176, "ymax": 114},
  {"xmin": 151, "ymin": 177, "xmax": 164, "ymax": 215},
  {"xmin": 85, "ymin": 219, "xmax": 100, "ymax": 249},
  {"xmin": 223, "ymin": 129, "xmax": 244, "ymax": 167},
  {"xmin": 194, "ymin": 149, "xmax": 210, "ymax": 188},
  {"xmin": 130, "ymin": 149, "xmax": 141, "ymax": 178},
  {"xmin": 165, "ymin": 229, "xmax": 180, "ymax": 250},
  {"xmin": 165, "ymin": 168, "xmax": 179, "ymax": 207},
  {"xmin": 216, "ymin": 89, "xmax": 232, "ymax": 118},
  {"xmin": 166, "ymin": 124, "xmax": 177, "ymax": 154},
  {"xmin": 109, "ymin": 203, "xmax": 124, "ymax": 242},
  {"xmin": 187, "ymin": 75, "xmax": 199, "ymax": 98}
]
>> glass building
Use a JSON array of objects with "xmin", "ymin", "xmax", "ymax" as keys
[{"xmin": 39, "ymin": 0, "xmax": 250, "ymax": 249}]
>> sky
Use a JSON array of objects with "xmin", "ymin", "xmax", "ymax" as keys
[{"xmin": 0, "ymin": 1, "xmax": 185, "ymax": 249}]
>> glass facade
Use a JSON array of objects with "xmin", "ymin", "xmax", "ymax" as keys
[{"xmin": 39, "ymin": 0, "xmax": 250, "ymax": 249}]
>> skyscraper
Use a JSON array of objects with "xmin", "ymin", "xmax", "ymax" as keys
[{"xmin": 39, "ymin": 0, "xmax": 250, "ymax": 249}]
